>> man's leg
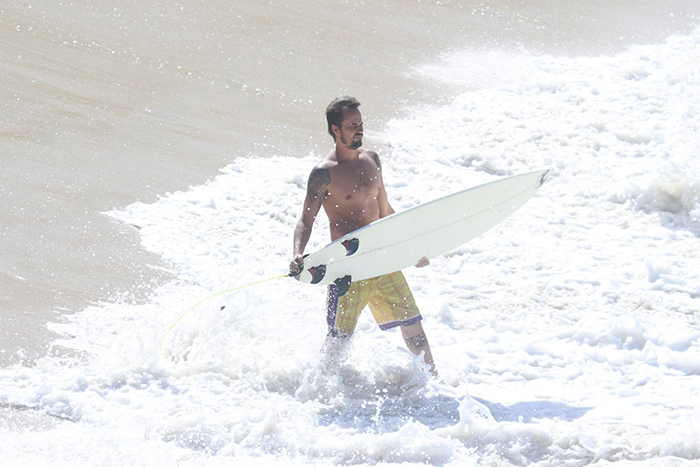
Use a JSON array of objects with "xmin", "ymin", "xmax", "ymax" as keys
[
  {"xmin": 323, "ymin": 280, "xmax": 367, "ymax": 370},
  {"xmin": 401, "ymin": 322, "xmax": 437, "ymax": 376},
  {"xmin": 321, "ymin": 332, "xmax": 351, "ymax": 370}
]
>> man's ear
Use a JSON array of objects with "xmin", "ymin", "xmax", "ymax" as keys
[{"xmin": 331, "ymin": 125, "xmax": 340, "ymax": 138}]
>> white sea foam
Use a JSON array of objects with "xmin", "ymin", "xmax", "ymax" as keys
[{"xmin": 2, "ymin": 27, "xmax": 700, "ymax": 467}]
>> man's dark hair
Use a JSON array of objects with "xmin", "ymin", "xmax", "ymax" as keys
[{"xmin": 325, "ymin": 96, "xmax": 361, "ymax": 139}]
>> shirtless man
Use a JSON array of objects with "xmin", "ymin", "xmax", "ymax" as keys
[{"xmin": 289, "ymin": 97, "xmax": 437, "ymax": 376}]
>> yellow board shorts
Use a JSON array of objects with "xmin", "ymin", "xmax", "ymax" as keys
[{"xmin": 326, "ymin": 271, "xmax": 422, "ymax": 337}]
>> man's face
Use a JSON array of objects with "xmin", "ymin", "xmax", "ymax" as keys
[{"xmin": 337, "ymin": 107, "xmax": 363, "ymax": 149}]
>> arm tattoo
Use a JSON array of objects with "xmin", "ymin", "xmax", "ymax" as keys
[
  {"xmin": 307, "ymin": 168, "xmax": 330, "ymax": 201},
  {"xmin": 405, "ymin": 332, "xmax": 428, "ymax": 349}
]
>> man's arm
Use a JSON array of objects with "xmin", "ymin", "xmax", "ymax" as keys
[
  {"xmin": 290, "ymin": 167, "xmax": 330, "ymax": 275},
  {"xmin": 372, "ymin": 152, "xmax": 395, "ymax": 219},
  {"xmin": 372, "ymin": 152, "xmax": 429, "ymax": 269}
]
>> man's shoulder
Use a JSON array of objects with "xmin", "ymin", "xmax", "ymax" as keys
[
  {"xmin": 360, "ymin": 149, "xmax": 381, "ymax": 165},
  {"xmin": 314, "ymin": 151, "xmax": 339, "ymax": 170},
  {"xmin": 309, "ymin": 164, "xmax": 332, "ymax": 181},
  {"xmin": 306, "ymin": 163, "xmax": 332, "ymax": 199}
]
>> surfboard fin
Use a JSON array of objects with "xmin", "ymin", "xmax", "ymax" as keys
[
  {"xmin": 334, "ymin": 275, "xmax": 352, "ymax": 297},
  {"xmin": 341, "ymin": 238, "xmax": 359, "ymax": 256},
  {"xmin": 308, "ymin": 265, "xmax": 326, "ymax": 284}
]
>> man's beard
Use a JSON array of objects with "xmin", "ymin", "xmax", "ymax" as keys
[{"xmin": 341, "ymin": 133, "xmax": 363, "ymax": 149}]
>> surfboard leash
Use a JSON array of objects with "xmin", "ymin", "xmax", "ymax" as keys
[{"xmin": 158, "ymin": 272, "xmax": 293, "ymax": 362}]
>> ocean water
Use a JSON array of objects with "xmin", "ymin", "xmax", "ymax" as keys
[{"xmin": 2, "ymin": 1, "xmax": 700, "ymax": 466}]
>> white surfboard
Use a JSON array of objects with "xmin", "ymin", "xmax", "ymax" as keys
[{"xmin": 295, "ymin": 169, "xmax": 549, "ymax": 295}]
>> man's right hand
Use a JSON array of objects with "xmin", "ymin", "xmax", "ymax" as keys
[{"xmin": 289, "ymin": 255, "xmax": 304, "ymax": 276}]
